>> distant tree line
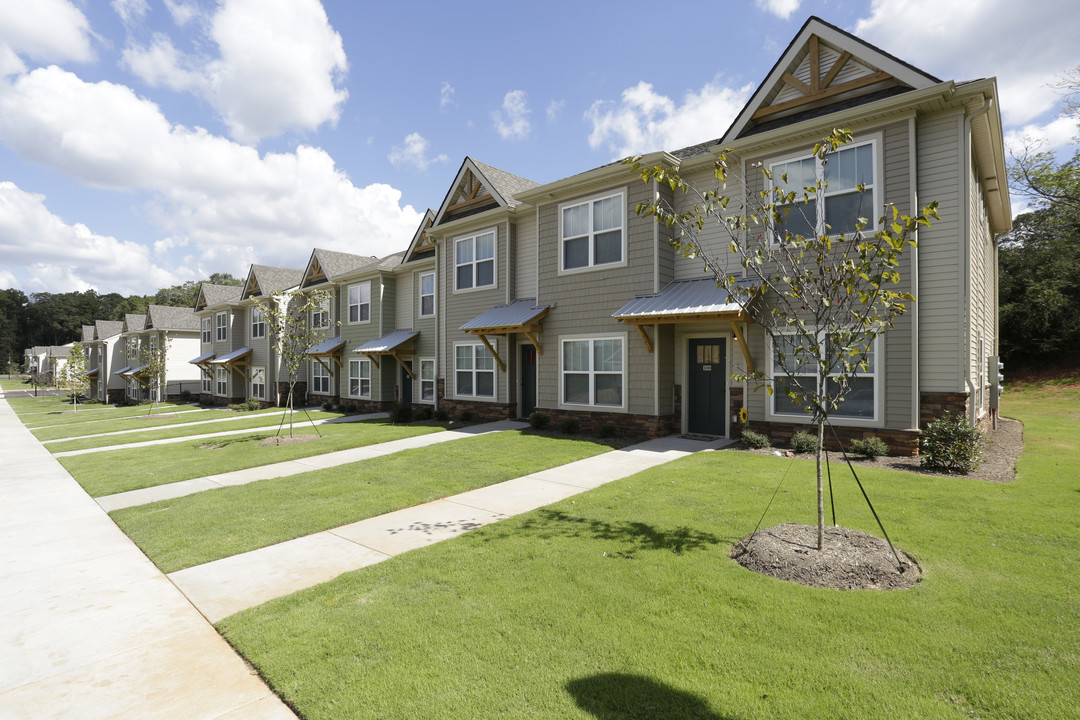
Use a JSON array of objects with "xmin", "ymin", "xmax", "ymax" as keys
[{"xmin": 0, "ymin": 273, "xmax": 242, "ymax": 372}]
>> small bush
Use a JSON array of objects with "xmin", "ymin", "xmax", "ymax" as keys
[
  {"xmin": 433, "ymin": 408, "xmax": 449, "ymax": 422},
  {"xmin": 790, "ymin": 430, "xmax": 818, "ymax": 455},
  {"xmin": 920, "ymin": 412, "xmax": 987, "ymax": 474},
  {"xmin": 850, "ymin": 436, "xmax": 889, "ymax": 459},
  {"xmin": 179, "ymin": 390, "xmax": 193, "ymax": 403},
  {"xmin": 458, "ymin": 408, "xmax": 475, "ymax": 423},
  {"xmin": 389, "ymin": 403, "xmax": 413, "ymax": 424},
  {"xmin": 557, "ymin": 417, "xmax": 580, "ymax": 434},
  {"xmin": 597, "ymin": 422, "xmax": 618, "ymax": 439},
  {"xmin": 321, "ymin": 401, "xmax": 334, "ymax": 411},
  {"xmin": 528, "ymin": 411, "xmax": 550, "ymax": 430},
  {"xmin": 413, "ymin": 405, "xmax": 433, "ymax": 421},
  {"xmin": 740, "ymin": 429, "xmax": 770, "ymax": 449}
]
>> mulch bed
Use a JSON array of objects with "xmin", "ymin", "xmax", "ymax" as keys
[{"xmin": 258, "ymin": 434, "xmax": 319, "ymax": 447}]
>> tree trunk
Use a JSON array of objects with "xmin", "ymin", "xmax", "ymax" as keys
[
  {"xmin": 816, "ymin": 419, "xmax": 825, "ymax": 550},
  {"xmin": 287, "ymin": 387, "xmax": 295, "ymax": 438}
]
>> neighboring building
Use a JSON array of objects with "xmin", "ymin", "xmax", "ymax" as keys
[
  {"xmin": 117, "ymin": 313, "xmax": 148, "ymax": 402},
  {"xmin": 85, "ymin": 320, "xmax": 126, "ymax": 403},
  {"xmin": 238, "ymin": 264, "xmax": 304, "ymax": 406},
  {"xmin": 190, "ymin": 284, "xmax": 245, "ymax": 405},
  {"xmin": 44, "ymin": 344, "xmax": 73, "ymax": 380},
  {"xmin": 143, "ymin": 304, "xmax": 202, "ymax": 400}
]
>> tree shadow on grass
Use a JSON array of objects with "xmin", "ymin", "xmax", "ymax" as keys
[
  {"xmin": 507, "ymin": 509, "xmax": 723, "ymax": 557},
  {"xmin": 566, "ymin": 673, "xmax": 736, "ymax": 720},
  {"xmin": 193, "ymin": 433, "xmax": 270, "ymax": 450}
]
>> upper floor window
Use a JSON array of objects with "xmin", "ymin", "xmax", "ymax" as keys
[
  {"xmin": 348, "ymin": 282, "xmax": 371, "ymax": 323},
  {"xmin": 455, "ymin": 231, "xmax": 495, "ymax": 291},
  {"xmin": 560, "ymin": 191, "xmax": 625, "ymax": 272},
  {"xmin": 419, "ymin": 272, "xmax": 435, "ymax": 317},
  {"xmin": 311, "ymin": 299, "xmax": 331, "ymax": 329},
  {"xmin": 201, "ymin": 317, "xmax": 211, "ymax": 344},
  {"xmin": 770, "ymin": 139, "xmax": 877, "ymax": 239},
  {"xmin": 251, "ymin": 307, "xmax": 266, "ymax": 339},
  {"xmin": 215, "ymin": 311, "xmax": 228, "ymax": 341}
]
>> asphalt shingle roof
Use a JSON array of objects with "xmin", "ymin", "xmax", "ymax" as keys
[
  {"xmin": 198, "ymin": 284, "xmax": 244, "ymax": 309},
  {"xmin": 95, "ymin": 320, "xmax": 124, "ymax": 340},
  {"xmin": 248, "ymin": 265, "xmax": 304, "ymax": 296},
  {"xmin": 146, "ymin": 304, "xmax": 200, "ymax": 331},
  {"xmin": 471, "ymin": 159, "xmax": 540, "ymax": 207}
]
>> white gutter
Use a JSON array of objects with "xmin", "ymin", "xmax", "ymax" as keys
[{"xmin": 963, "ymin": 96, "xmax": 993, "ymax": 424}]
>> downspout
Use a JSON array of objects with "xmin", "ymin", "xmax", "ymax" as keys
[
  {"xmin": 433, "ymin": 235, "xmax": 441, "ymax": 413},
  {"xmin": 963, "ymin": 96, "xmax": 993, "ymax": 424},
  {"xmin": 909, "ymin": 115, "xmax": 920, "ymax": 430}
]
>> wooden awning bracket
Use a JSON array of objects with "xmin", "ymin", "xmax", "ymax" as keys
[
  {"xmin": 365, "ymin": 354, "xmax": 380, "ymax": 369},
  {"xmin": 523, "ymin": 330, "xmax": 543, "ymax": 356},
  {"xmin": 635, "ymin": 324, "xmax": 654, "ymax": 354},
  {"xmin": 392, "ymin": 351, "xmax": 416, "ymax": 380},
  {"xmin": 477, "ymin": 334, "xmax": 507, "ymax": 373},
  {"xmin": 730, "ymin": 321, "xmax": 755, "ymax": 375},
  {"xmin": 313, "ymin": 356, "xmax": 334, "ymax": 376}
]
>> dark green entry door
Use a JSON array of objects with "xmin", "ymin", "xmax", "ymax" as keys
[
  {"xmin": 400, "ymin": 361, "xmax": 413, "ymax": 405},
  {"xmin": 688, "ymin": 338, "xmax": 726, "ymax": 436},
  {"xmin": 520, "ymin": 344, "xmax": 537, "ymax": 417}
]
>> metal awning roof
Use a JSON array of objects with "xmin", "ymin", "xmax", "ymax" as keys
[
  {"xmin": 124, "ymin": 365, "xmax": 149, "ymax": 376},
  {"xmin": 208, "ymin": 347, "xmax": 252, "ymax": 364},
  {"xmin": 459, "ymin": 299, "xmax": 549, "ymax": 333},
  {"xmin": 305, "ymin": 337, "xmax": 345, "ymax": 356},
  {"xmin": 189, "ymin": 351, "xmax": 215, "ymax": 364},
  {"xmin": 355, "ymin": 329, "xmax": 419, "ymax": 355},
  {"xmin": 612, "ymin": 278, "xmax": 756, "ymax": 322},
  {"xmin": 84, "ymin": 368, "xmax": 99, "ymax": 378},
  {"xmin": 112, "ymin": 365, "xmax": 131, "ymax": 376}
]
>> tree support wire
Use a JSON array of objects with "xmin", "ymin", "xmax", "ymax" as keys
[{"xmin": 737, "ymin": 454, "xmax": 799, "ymax": 555}]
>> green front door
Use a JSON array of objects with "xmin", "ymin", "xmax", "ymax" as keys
[{"xmin": 688, "ymin": 338, "xmax": 726, "ymax": 436}]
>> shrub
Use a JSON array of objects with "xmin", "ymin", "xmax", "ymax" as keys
[
  {"xmin": 322, "ymin": 401, "xmax": 334, "ymax": 411},
  {"xmin": 597, "ymin": 422, "xmax": 618, "ymax": 439},
  {"xmin": 433, "ymin": 408, "xmax": 449, "ymax": 422},
  {"xmin": 740, "ymin": 429, "xmax": 770, "ymax": 449},
  {"xmin": 557, "ymin": 417, "xmax": 580, "ymax": 434},
  {"xmin": 458, "ymin": 409, "xmax": 475, "ymax": 422},
  {"xmin": 849, "ymin": 436, "xmax": 889, "ymax": 459},
  {"xmin": 413, "ymin": 405, "xmax": 433, "ymax": 421},
  {"xmin": 528, "ymin": 411, "xmax": 550, "ymax": 430},
  {"xmin": 389, "ymin": 403, "xmax": 413, "ymax": 424},
  {"xmin": 790, "ymin": 430, "xmax": 819, "ymax": 455},
  {"xmin": 178, "ymin": 390, "xmax": 193, "ymax": 403},
  {"xmin": 920, "ymin": 412, "xmax": 987, "ymax": 474}
]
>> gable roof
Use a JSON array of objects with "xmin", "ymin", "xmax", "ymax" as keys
[
  {"xmin": 300, "ymin": 248, "xmax": 379, "ymax": 288},
  {"xmin": 403, "ymin": 209, "xmax": 436, "ymax": 263},
  {"xmin": 433, "ymin": 157, "xmax": 539, "ymax": 225},
  {"xmin": 241, "ymin": 264, "xmax": 304, "ymax": 300},
  {"xmin": 722, "ymin": 16, "xmax": 940, "ymax": 142},
  {"xmin": 122, "ymin": 313, "xmax": 146, "ymax": 333},
  {"xmin": 145, "ymin": 304, "xmax": 200, "ymax": 331},
  {"xmin": 194, "ymin": 283, "xmax": 243, "ymax": 312},
  {"xmin": 95, "ymin": 320, "xmax": 124, "ymax": 340},
  {"xmin": 81, "ymin": 325, "xmax": 96, "ymax": 343}
]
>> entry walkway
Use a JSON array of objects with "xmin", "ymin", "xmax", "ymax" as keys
[
  {"xmin": 0, "ymin": 397, "xmax": 296, "ymax": 719},
  {"xmin": 96, "ymin": 420, "xmax": 527, "ymax": 511},
  {"xmin": 169, "ymin": 434, "xmax": 732, "ymax": 622}
]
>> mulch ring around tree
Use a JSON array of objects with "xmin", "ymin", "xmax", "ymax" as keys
[
  {"xmin": 258, "ymin": 434, "xmax": 320, "ymax": 447},
  {"xmin": 732, "ymin": 523, "xmax": 921, "ymax": 590}
]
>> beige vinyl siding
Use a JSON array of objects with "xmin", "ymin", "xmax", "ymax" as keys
[
  {"xmin": 969, "ymin": 158, "xmax": 997, "ymax": 417},
  {"xmin": 536, "ymin": 181, "xmax": 657, "ymax": 415},
  {"xmin": 674, "ymin": 154, "xmax": 746, "ymax": 281},
  {"xmin": 656, "ymin": 324, "xmax": 675, "ymax": 414},
  {"xmin": 408, "ymin": 261, "xmax": 437, "ymax": 403},
  {"xmin": 515, "ymin": 210, "xmax": 538, "ymax": 298},
  {"xmin": 882, "ymin": 121, "xmax": 914, "ymax": 428},
  {"xmin": 162, "ymin": 332, "xmax": 200, "ymax": 393},
  {"xmin": 655, "ymin": 181, "xmax": 676, "ymax": 289},
  {"xmin": 916, "ymin": 111, "xmax": 964, "ymax": 392},
  {"xmin": 395, "ymin": 271, "xmax": 413, "ymax": 330}
]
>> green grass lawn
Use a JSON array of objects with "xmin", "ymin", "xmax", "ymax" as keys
[
  {"xmin": 40, "ymin": 410, "xmax": 342, "ymax": 451},
  {"xmin": 61, "ymin": 420, "xmax": 444, "ymax": 497},
  {"xmin": 22, "ymin": 403, "xmax": 195, "ymax": 429},
  {"xmin": 111, "ymin": 431, "xmax": 614, "ymax": 573},
  {"xmin": 217, "ymin": 387, "xmax": 1080, "ymax": 719}
]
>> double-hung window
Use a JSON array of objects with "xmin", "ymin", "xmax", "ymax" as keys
[
  {"xmin": 251, "ymin": 366, "xmax": 265, "ymax": 400},
  {"xmin": 770, "ymin": 331, "xmax": 878, "ymax": 420},
  {"xmin": 348, "ymin": 282, "xmax": 370, "ymax": 323},
  {"xmin": 770, "ymin": 139, "xmax": 877, "ymax": 239},
  {"xmin": 419, "ymin": 359, "xmax": 435, "ymax": 402},
  {"xmin": 202, "ymin": 372, "xmax": 211, "ymax": 393},
  {"xmin": 201, "ymin": 317, "xmax": 211, "ymax": 344},
  {"xmin": 560, "ymin": 191, "xmax": 624, "ymax": 271},
  {"xmin": 419, "ymin": 272, "xmax": 435, "ymax": 317},
  {"xmin": 312, "ymin": 361, "xmax": 330, "ymax": 394},
  {"xmin": 562, "ymin": 337, "xmax": 624, "ymax": 408},
  {"xmin": 215, "ymin": 312, "xmax": 228, "ymax": 341},
  {"xmin": 455, "ymin": 231, "xmax": 495, "ymax": 291},
  {"xmin": 349, "ymin": 359, "xmax": 371, "ymax": 398},
  {"xmin": 251, "ymin": 308, "xmax": 265, "ymax": 339},
  {"xmin": 455, "ymin": 344, "xmax": 494, "ymax": 398},
  {"xmin": 311, "ymin": 299, "xmax": 330, "ymax": 329},
  {"xmin": 215, "ymin": 367, "xmax": 228, "ymax": 396}
]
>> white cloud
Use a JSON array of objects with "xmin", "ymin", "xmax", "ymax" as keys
[
  {"xmin": 121, "ymin": 0, "xmax": 348, "ymax": 143},
  {"xmin": 546, "ymin": 99, "xmax": 565, "ymax": 123},
  {"xmin": 163, "ymin": 0, "xmax": 199, "ymax": 27},
  {"xmin": 1004, "ymin": 116, "xmax": 1078, "ymax": 156},
  {"xmin": 112, "ymin": 0, "xmax": 149, "ymax": 25},
  {"xmin": 493, "ymin": 90, "xmax": 531, "ymax": 141},
  {"xmin": 0, "ymin": 67, "xmax": 422, "ymax": 279},
  {"xmin": 586, "ymin": 80, "xmax": 752, "ymax": 157},
  {"xmin": 0, "ymin": 268, "xmax": 17, "ymax": 289},
  {"xmin": 0, "ymin": 0, "xmax": 94, "ymax": 76},
  {"xmin": 0, "ymin": 182, "xmax": 181, "ymax": 294},
  {"xmin": 388, "ymin": 132, "xmax": 449, "ymax": 172},
  {"xmin": 755, "ymin": 0, "xmax": 800, "ymax": 19},
  {"xmin": 440, "ymin": 81, "xmax": 455, "ymax": 111},
  {"xmin": 853, "ymin": 0, "xmax": 1080, "ymax": 126}
]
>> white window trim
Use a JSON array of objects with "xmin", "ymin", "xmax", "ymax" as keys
[
  {"xmin": 310, "ymin": 360, "xmax": 332, "ymax": 395},
  {"xmin": 250, "ymin": 366, "xmax": 266, "ymax": 400},
  {"xmin": 201, "ymin": 317, "xmax": 211, "ymax": 344},
  {"xmin": 558, "ymin": 333, "xmax": 628, "ymax": 412},
  {"xmin": 765, "ymin": 330, "xmax": 882, "ymax": 426},
  {"xmin": 419, "ymin": 357, "xmax": 435, "ymax": 404},
  {"xmin": 347, "ymin": 282, "xmax": 372, "ymax": 325},
  {"xmin": 766, "ymin": 134, "xmax": 882, "ymax": 240},
  {"xmin": 557, "ymin": 189, "xmax": 628, "ymax": 275},
  {"xmin": 453, "ymin": 228, "xmax": 497, "ymax": 294},
  {"xmin": 347, "ymin": 358, "xmax": 371, "ymax": 399},
  {"xmin": 202, "ymin": 374, "xmax": 212, "ymax": 393},
  {"xmin": 214, "ymin": 367, "xmax": 229, "ymax": 397},
  {"xmin": 418, "ymin": 272, "xmax": 436, "ymax": 318},
  {"xmin": 453, "ymin": 342, "xmax": 497, "ymax": 400},
  {"xmin": 311, "ymin": 298, "xmax": 332, "ymax": 330},
  {"xmin": 251, "ymin": 307, "xmax": 266, "ymax": 340},
  {"xmin": 215, "ymin": 311, "xmax": 228, "ymax": 342}
]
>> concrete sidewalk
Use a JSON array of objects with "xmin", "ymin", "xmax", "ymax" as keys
[
  {"xmin": 0, "ymin": 397, "xmax": 296, "ymax": 719},
  {"xmin": 40, "ymin": 406, "xmax": 310, "ymax": 443},
  {"xmin": 169, "ymin": 434, "xmax": 732, "ymax": 622},
  {"xmin": 97, "ymin": 419, "xmax": 528, "ymax": 512}
]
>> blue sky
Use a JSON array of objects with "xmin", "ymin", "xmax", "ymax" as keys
[{"xmin": 1, "ymin": 0, "xmax": 1077, "ymax": 296}]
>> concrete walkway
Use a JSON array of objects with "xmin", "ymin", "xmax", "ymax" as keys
[
  {"xmin": 0, "ymin": 397, "xmax": 296, "ymax": 719},
  {"xmin": 169, "ymin": 434, "xmax": 732, "ymax": 622},
  {"xmin": 52, "ymin": 410, "xmax": 385, "ymax": 458},
  {"xmin": 97, "ymin": 419, "xmax": 528, "ymax": 512}
]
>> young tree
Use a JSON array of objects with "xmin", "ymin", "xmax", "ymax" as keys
[
  {"xmin": 251, "ymin": 289, "xmax": 337, "ymax": 437},
  {"xmin": 59, "ymin": 341, "xmax": 90, "ymax": 411},
  {"xmin": 138, "ymin": 336, "xmax": 171, "ymax": 415},
  {"xmin": 630, "ymin": 129, "xmax": 937, "ymax": 550}
]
